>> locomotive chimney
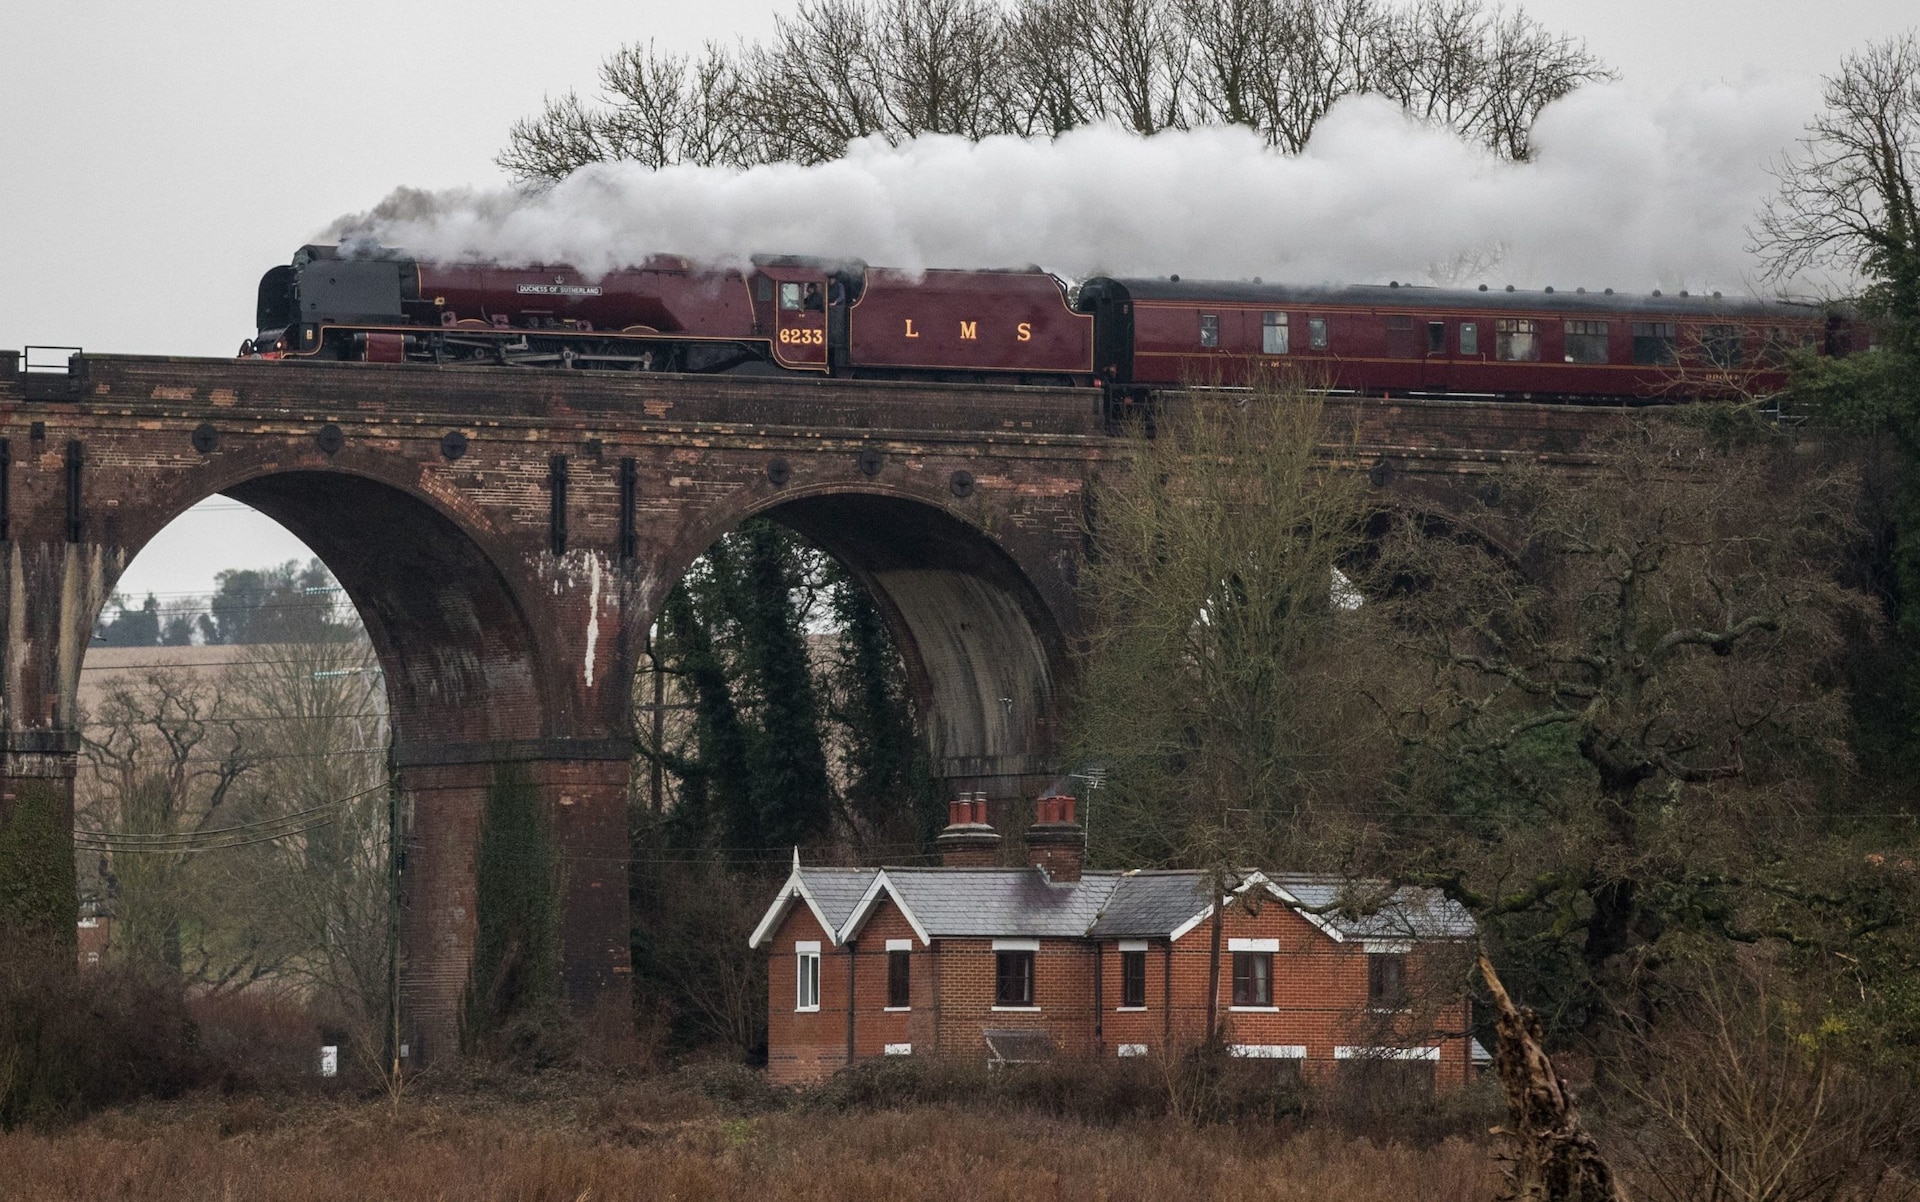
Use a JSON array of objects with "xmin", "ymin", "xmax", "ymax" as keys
[
  {"xmin": 936, "ymin": 792, "xmax": 1001, "ymax": 868},
  {"xmin": 1027, "ymin": 793, "xmax": 1085, "ymax": 883}
]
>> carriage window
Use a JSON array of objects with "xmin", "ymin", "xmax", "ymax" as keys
[
  {"xmin": 1495, "ymin": 319, "xmax": 1538, "ymax": 361},
  {"xmin": 1564, "ymin": 320, "xmax": 1609, "ymax": 364},
  {"xmin": 1631, "ymin": 322, "xmax": 1677, "ymax": 365},
  {"xmin": 1309, "ymin": 317, "xmax": 1328, "ymax": 349},
  {"xmin": 1262, "ymin": 312, "xmax": 1289, "ymax": 354},
  {"xmin": 779, "ymin": 282, "xmax": 803, "ymax": 311},
  {"xmin": 1762, "ymin": 325, "xmax": 1815, "ymax": 365},
  {"xmin": 1702, "ymin": 325, "xmax": 1743, "ymax": 368},
  {"xmin": 1459, "ymin": 322, "xmax": 1478, "ymax": 356},
  {"xmin": 1384, "ymin": 315, "xmax": 1416, "ymax": 359},
  {"xmin": 1200, "ymin": 313, "xmax": 1220, "ymax": 348},
  {"xmin": 1426, "ymin": 321, "xmax": 1446, "ymax": 354}
]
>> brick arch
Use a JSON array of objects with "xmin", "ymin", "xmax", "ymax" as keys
[
  {"xmin": 80, "ymin": 459, "xmax": 554, "ymax": 753},
  {"xmin": 641, "ymin": 479, "xmax": 1076, "ymax": 799}
]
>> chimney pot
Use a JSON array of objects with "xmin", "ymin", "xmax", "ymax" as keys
[
  {"xmin": 1026, "ymin": 793, "xmax": 1085, "ymax": 882},
  {"xmin": 937, "ymin": 792, "xmax": 1000, "ymax": 867}
]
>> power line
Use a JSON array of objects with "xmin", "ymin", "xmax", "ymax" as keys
[{"xmin": 76, "ymin": 784, "xmax": 389, "ymax": 844}]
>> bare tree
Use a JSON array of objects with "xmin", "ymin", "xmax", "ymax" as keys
[
  {"xmin": 79, "ymin": 669, "xmax": 260, "ymax": 981},
  {"xmin": 1373, "ymin": 419, "xmax": 1874, "ymax": 1024},
  {"xmin": 1619, "ymin": 960, "xmax": 1920, "ymax": 1202},
  {"xmin": 1755, "ymin": 32, "xmax": 1920, "ymax": 320},
  {"xmin": 498, "ymin": 0, "xmax": 1608, "ymax": 183},
  {"xmin": 1069, "ymin": 379, "xmax": 1391, "ymax": 868}
]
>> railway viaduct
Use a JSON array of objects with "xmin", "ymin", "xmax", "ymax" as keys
[{"xmin": 0, "ymin": 352, "xmax": 1627, "ymax": 1057}]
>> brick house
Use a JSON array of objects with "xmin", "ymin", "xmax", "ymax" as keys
[{"xmin": 750, "ymin": 796, "xmax": 1482, "ymax": 1086}]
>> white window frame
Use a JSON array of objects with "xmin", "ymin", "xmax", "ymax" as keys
[
  {"xmin": 795, "ymin": 940, "xmax": 821, "ymax": 1013},
  {"xmin": 1334, "ymin": 1045, "xmax": 1441, "ymax": 1062},
  {"xmin": 884, "ymin": 1043, "xmax": 912, "ymax": 1056},
  {"xmin": 1230, "ymin": 1044, "xmax": 1307, "ymax": 1059},
  {"xmin": 1116, "ymin": 1043, "xmax": 1149, "ymax": 1058},
  {"xmin": 992, "ymin": 938, "xmax": 1039, "ymax": 1010},
  {"xmin": 885, "ymin": 938, "xmax": 913, "ymax": 1011}
]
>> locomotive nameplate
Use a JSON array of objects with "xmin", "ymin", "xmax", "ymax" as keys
[{"xmin": 516, "ymin": 284, "xmax": 604, "ymax": 297}]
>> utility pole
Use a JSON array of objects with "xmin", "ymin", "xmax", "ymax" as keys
[
  {"xmin": 650, "ymin": 640, "xmax": 665, "ymax": 815},
  {"xmin": 385, "ymin": 742, "xmax": 403, "ymax": 1078}
]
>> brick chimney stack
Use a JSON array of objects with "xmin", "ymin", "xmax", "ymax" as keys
[
  {"xmin": 935, "ymin": 793, "xmax": 1001, "ymax": 867},
  {"xmin": 1026, "ymin": 794, "xmax": 1086, "ymax": 882}
]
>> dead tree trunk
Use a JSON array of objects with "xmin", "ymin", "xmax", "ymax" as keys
[{"xmin": 1480, "ymin": 955, "xmax": 1628, "ymax": 1202}]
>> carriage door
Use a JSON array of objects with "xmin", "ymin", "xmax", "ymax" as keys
[
  {"xmin": 768, "ymin": 270, "xmax": 829, "ymax": 372},
  {"xmin": 1421, "ymin": 317, "xmax": 1451, "ymax": 393}
]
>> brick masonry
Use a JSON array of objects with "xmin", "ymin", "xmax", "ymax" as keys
[
  {"xmin": 2, "ymin": 353, "xmax": 1623, "ymax": 1057},
  {"xmin": 764, "ymin": 886, "xmax": 1475, "ymax": 1088}
]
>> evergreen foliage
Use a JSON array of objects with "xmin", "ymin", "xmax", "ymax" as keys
[
  {"xmin": 645, "ymin": 518, "xmax": 929, "ymax": 858},
  {"xmin": 461, "ymin": 761, "xmax": 564, "ymax": 1053},
  {"xmin": 0, "ymin": 780, "xmax": 79, "ymax": 950}
]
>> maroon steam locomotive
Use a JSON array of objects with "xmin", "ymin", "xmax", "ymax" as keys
[{"xmin": 247, "ymin": 245, "xmax": 1848, "ymax": 403}]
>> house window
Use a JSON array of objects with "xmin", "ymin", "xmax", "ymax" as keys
[
  {"xmin": 1632, "ymin": 321, "xmax": 1677, "ymax": 365},
  {"xmin": 1563, "ymin": 320, "xmax": 1609, "ymax": 364},
  {"xmin": 1368, "ymin": 953, "xmax": 1407, "ymax": 1009},
  {"xmin": 996, "ymin": 950, "xmax": 1035, "ymax": 1006},
  {"xmin": 779, "ymin": 281, "xmax": 803, "ymax": 311},
  {"xmin": 1702, "ymin": 324, "xmax": 1744, "ymax": 368},
  {"xmin": 1262, "ymin": 312, "xmax": 1289, "ymax": 354},
  {"xmin": 795, "ymin": 941, "xmax": 821, "ymax": 1012},
  {"xmin": 1231, "ymin": 952, "xmax": 1272, "ymax": 1006},
  {"xmin": 1121, "ymin": 950, "xmax": 1147, "ymax": 1008},
  {"xmin": 1459, "ymin": 321, "xmax": 1478, "ymax": 356},
  {"xmin": 1199, "ymin": 313, "xmax": 1220, "ymax": 348},
  {"xmin": 1494, "ymin": 319, "xmax": 1538, "ymax": 361},
  {"xmin": 887, "ymin": 949, "xmax": 911, "ymax": 1009},
  {"xmin": 1308, "ymin": 317, "xmax": 1328, "ymax": 349},
  {"xmin": 1383, "ymin": 314, "xmax": 1416, "ymax": 358},
  {"xmin": 1426, "ymin": 321, "xmax": 1446, "ymax": 355}
]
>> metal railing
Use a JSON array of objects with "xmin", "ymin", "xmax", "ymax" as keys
[{"xmin": 19, "ymin": 345, "xmax": 83, "ymax": 373}]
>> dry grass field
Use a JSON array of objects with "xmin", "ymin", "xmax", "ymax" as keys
[{"xmin": 0, "ymin": 1078, "xmax": 1498, "ymax": 1202}]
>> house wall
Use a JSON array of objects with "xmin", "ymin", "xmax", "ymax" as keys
[
  {"xmin": 762, "ymin": 883, "xmax": 1475, "ymax": 1089},
  {"xmin": 1153, "ymin": 901, "xmax": 1474, "ymax": 1088},
  {"xmin": 847, "ymin": 900, "xmax": 937, "ymax": 1059},
  {"xmin": 928, "ymin": 936, "xmax": 1097, "ymax": 1063},
  {"xmin": 764, "ymin": 903, "xmax": 850, "ymax": 1086}
]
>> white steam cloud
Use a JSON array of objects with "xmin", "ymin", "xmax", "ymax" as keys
[{"xmin": 326, "ymin": 77, "xmax": 1827, "ymax": 297}]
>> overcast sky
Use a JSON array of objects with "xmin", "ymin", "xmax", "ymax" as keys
[{"xmin": 1, "ymin": 0, "xmax": 1912, "ymax": 608}]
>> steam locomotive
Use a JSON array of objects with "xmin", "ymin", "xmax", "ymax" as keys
[{"xmin": 246, "ymin": 244, "xmax": 1847, "ymax": 403}]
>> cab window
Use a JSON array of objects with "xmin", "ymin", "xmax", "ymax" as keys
[{"xmin": 779, "ymin": 282, "xmax": 803, "ymax": 311}]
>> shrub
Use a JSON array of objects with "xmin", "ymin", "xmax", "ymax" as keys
[{"xmin": 0, "ymin": 936, "xmax": 206, "ymax": 1128}]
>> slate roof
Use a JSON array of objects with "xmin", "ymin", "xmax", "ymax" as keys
[
  {"xmin": 880, "ymin": 868, "xmax": 1117, "ymax": 938},
  {"xmin": 796, "ymin": 867, "xmax": 879, "ymax": 933},
  {"xmin": 769, "ymin": 864, "xmax": 1475, "ymax": 945},
  {"xmin": 1086, "ymin": 871, "xmax": 1212, "ymax": 938}
]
